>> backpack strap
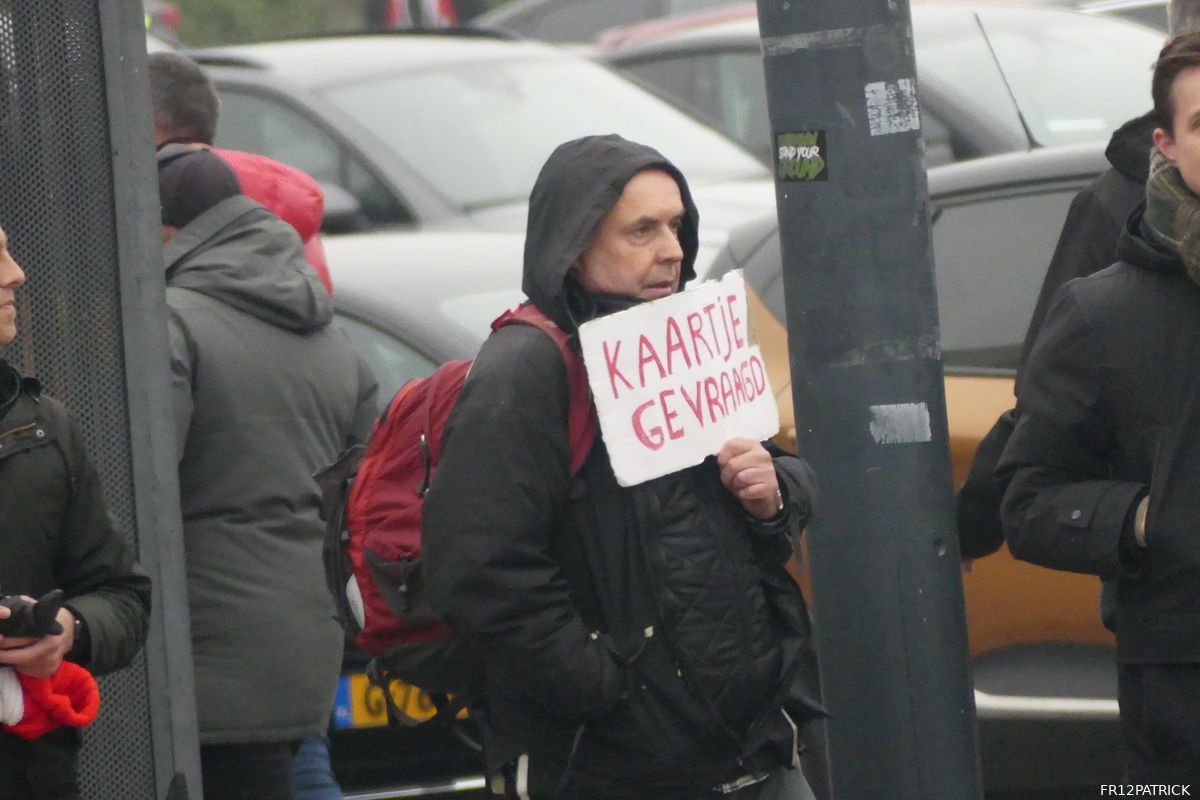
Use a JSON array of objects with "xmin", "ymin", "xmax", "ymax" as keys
[
  {"xmin": 493, "ymin": 303, "xmax": 597, "ymax": 476},
  {"xmin": 416, "ymin": 362, "xmax": 467, "ymax": 497}
]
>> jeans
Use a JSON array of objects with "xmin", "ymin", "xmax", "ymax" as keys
[{"xmin": 293, "ymin": 733, "xmax": 343, "ymax": 800}]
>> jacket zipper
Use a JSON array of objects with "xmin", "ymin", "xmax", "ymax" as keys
[{"xmin": 0, "ymin": 421, "xmax": 38, "ymax": 445}]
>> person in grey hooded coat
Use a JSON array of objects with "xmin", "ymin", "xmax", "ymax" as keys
[{"xmin": 158, "ymin": 146, "xmax": 377, "ymax": 800}]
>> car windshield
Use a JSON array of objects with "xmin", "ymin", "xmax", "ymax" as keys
[
  {"xmin": 321, "ymin": 56, "xmax": 766, "ymax": 211},
  {"xmin": 982, "ymin": 9, "xmax": 1162, "ymax": 146},
  {"xmin": 919, "ymin": 8, "xmax": 1163, "ymax": 149}
]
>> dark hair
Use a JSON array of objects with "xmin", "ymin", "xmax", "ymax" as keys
[{"xmin": 148, "ymin": 52, "xmax": 220, "ymax": 145}]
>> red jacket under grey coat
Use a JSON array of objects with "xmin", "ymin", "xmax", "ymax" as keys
[{"xmin": 212, "ymin": 147, "xmax": 334, "ymax": 294}]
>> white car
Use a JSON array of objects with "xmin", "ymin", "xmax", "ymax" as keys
[{"xmin": 190, "ymin": 32, "xmax": 771, "ymax": 275}]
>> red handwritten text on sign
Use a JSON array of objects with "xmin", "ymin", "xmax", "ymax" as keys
[{"xmin": 579, "ymin": 271, "xmax": 779, "ymax": 487}]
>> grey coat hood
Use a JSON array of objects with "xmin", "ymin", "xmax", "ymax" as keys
[
  {"xmin": 522, "ymin": 134, "xmax": 700, "ymax": 331},
  {"xmin": 164, "ymin": 194, "xmax": 332, "ymax": 334}
]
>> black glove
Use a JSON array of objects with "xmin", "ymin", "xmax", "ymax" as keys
[{"xmin": 0, "ymin": 589, "xmax": 64, "ymax": 638}]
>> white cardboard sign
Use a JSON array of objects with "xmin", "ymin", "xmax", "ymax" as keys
[{"xmin": 578, "ymin": 270, "xmax": 779, "ymax": 487}]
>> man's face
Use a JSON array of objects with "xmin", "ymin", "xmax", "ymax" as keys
[
  {"xmin": 573, "ymin": 169, "xmax": 685, "ymax": 301},
  {"xmin": 1155, "ymin": 65, "xmax": 1200, "ymax": 195},
  {"xmin": 0, "ymin": 227, "xmax": 26, "ymax": 346}
]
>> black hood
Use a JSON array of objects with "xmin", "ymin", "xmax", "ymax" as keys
[
  {"xmin": 1106, "ymin": 111, "xmax": 1157, "ymax": 186},
  {"xmin": 522, "ymin": 134, "xmax": 700, "ymax": 332},
  {"xmin": 1117, "ymin": 203, "xmax": 1187, "ymax": 277}
]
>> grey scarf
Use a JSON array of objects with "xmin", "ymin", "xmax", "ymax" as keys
[{"xmin": 1142, "ymin": 149, "xmax": 1200, "ymax": 286}]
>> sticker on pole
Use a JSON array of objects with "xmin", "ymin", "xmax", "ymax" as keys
[
  {"xmin": 776, "ymin": 130, "xmax": 828, "ymax": 181},
  {"xmin": 865, "ymin": 78, "xmax": 920, "ymax": 136},
  {"xmin": 577, "ymin": 270, "xmax": 779, "ymax": 487}
]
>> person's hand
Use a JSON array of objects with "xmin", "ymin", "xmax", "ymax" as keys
[
  {"xmin": 961, "ymin": 558, "xmax": 975, "ymax": 574},
  {"xmin": 717, "ymin": 438, "xmax": 782, "ymax": 520},
  {"xmin": 0, "ymin": 604, "xmax": 75, "ymax": 677}
]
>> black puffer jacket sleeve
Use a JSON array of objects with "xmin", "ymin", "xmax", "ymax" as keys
[
  {"xmin": 775, "ymin": 449, "xmax": 816, "ymax": 530},
  {"xmin": 422, "ymin": 326, "xmax": 625, "ymax": 722},
  {"xmin": 47, "ymin": 397, "xmax": 152, "ymax": 676},
  {"xmin": 749, "ymin": 448, "xmax": 817, "ymax": 562},
  {"xmin": 1000, "ymin": 287, "xmax": 1146, "ymax": 580}
]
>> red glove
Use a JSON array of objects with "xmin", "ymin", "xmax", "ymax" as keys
[{"xmin": 2, "ymin": 662, "xmax": 99, "ymax": 740}]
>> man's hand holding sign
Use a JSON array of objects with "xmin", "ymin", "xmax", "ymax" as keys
[
  {"xmin": 718, "ymin": 438, "xmax": 785, "ymax": 520},
  {"xmin": 578, "ymin": 270, "xmax": 782, "ymax": 501}
]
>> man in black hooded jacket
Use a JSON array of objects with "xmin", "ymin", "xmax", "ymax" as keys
[
  {"xmin": 1001, "ymin": 33, "xmax": 1200, "ymax": 780},
  {"xmin": 422, "ymin": 135, "xmax": 823, "ymax": 800}
]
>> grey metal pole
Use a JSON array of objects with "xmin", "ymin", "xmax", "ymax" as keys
[
  {"xmin": 99, "ymin": 1, "xmax": 204, "ymax": 797},
  {"xmin": 754, "ymin": 2, "xmax": 983, "ymax": 797}
]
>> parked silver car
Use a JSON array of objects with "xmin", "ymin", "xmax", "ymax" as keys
[
  {"xmin": 598, "ymin": 2, "xmax": 1164, "ymax": 166},
  {"xmin": 189, "ymin": 31, "xmax": 773, "ymax": 266}
]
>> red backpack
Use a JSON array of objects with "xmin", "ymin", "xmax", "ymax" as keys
[{"xmin": 317, "ymin": 303, "xmax": 597, "ymax": 723}]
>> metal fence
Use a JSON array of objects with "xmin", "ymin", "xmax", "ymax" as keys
[{"xmin": 0, "ymin": 1, "xmax": 199, "ymax": 797}]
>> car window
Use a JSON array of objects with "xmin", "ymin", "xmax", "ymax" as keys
[
  {"xmin": 323, "ymin": 56, "xmax": 765, "ymax": 213},
  {"xmin": 335, "ymin": 314, "xmax": 436, "ymax": 410},
  {"xmin": 978, "ymin": 9, "xmax": 1162, "ymax": 148},
  {"xmin": 215, "ymin": 89, "xmax": 411, "ymax": 229},
  {"xmin": 912, "ymin": 12, "xmax": 1028, "ymax": 150},
  {"xmin": 620, "ymin": 49, "xmax": 772, "ymax": 164},
  {"xmin": 931, "ymin": 187, "xmax": 1079, "ymax": 371}
]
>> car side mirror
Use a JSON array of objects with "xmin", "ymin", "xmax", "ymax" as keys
[{"xmin": 321, "ymin": 183, "xmax": 368, "ymax": 234}]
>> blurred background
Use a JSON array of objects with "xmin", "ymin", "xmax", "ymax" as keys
[{"xmin": 148, "ymin": 0, "xmax": 504, "ymax": 46}]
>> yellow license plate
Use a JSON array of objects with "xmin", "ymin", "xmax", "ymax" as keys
[{"xmin": 332, "ymin": 672, "xmax": 465, "ymax": 729}]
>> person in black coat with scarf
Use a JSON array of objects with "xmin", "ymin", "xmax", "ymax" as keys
[{"xmin": 1001, "ymin": 33, "xmax": 1200, "ymax": 781}]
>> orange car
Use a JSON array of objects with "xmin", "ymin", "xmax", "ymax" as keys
[{"xmin": 711, "ymin": 141, "xmax": 1124, "ymax": 792}]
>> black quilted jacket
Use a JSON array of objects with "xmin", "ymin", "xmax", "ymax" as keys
[{"xmin": 425, "ymin": 326, "xmax": 823, "ymax": 798}]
